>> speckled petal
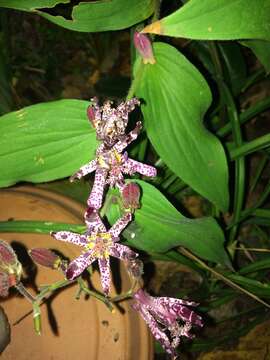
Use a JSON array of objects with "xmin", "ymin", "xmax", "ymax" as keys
[
  {"xmin": 133, "ymin": 303, "xmax": 174, "ymax": 356},
  {"xmin": 113, "ymin": 121, "xmax": 142, "ymax": 153},
  {"xmin": 158, "ymin": 297, "xmax": 203, "ymax": 327},
  {"xmin": 110, "ymin": 243, "xmax": 138, "ymax": 260},
  {"xmin": 70, "ymin": 159, "xmax": 97, "ymax": 182},
  {"xmin": 109, "ymin": 212, "xmax": 132, "ymax": 238},
  {"xmin": 84, "ymin": 208, "xmax": 107, "ymax": 232},
  {"xmin": 158, "ymin": 296, "xmax": 199, "ymax": 308},
  {"xmin": 51, "ymin": 231, "xmax": 87, "ymax": 247},
  {"xmin": 87, "ymin": 167, "xmax": 108, "ymax": 209},
  {"xmin": 123, "ymin": 158, "xmax": 157, "ymax": 177},
  {"xmin": 66, "ymin": 251, "xmax": 96, "ymax": 280},
  {"xmin": 98, "ymin": 257, "xmax": 111, "ymax": 296}
]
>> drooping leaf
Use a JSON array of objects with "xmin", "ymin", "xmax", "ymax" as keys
[
  {"xmin": 107, "ymin": 180, "xmax": 230, "ymax": 266},
  {"xmin": 0, "ymin": 99, "xmax": 97, "ymax": 187},
  {"xmin": 142, "ymin": 0, "xmax": 270, "ymax": 41},
  {"xmin": 38, "ymin": 0, "xmax": 155, "ymax": 32},
  {"xmin": 0, "ymin": 0, "xmax": 69, "ymax": 11},
  {"xmin": 241, "ymin": 40, "xmax": 270, "ymax": 73},
  {"xmin": 135, "ymin": 43, "xmax": 229, "ymax": 211}
]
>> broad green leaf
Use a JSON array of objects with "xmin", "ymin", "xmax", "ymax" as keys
[
  {"xmin": 0, "ymin": 99, "xmax": 97, "ymax": 187},
  {"xmin": 0, "ymin": 0, "xmax": 69, "ymax": 11},
  {"xmin": 38, "ymin": 0, "xmax": 155, "ymax": 32},
  {"xmin": 142, "ymin": 0, "xmax": 270, "ymax": 41},
  {"xmin": 241, "ymin": 40, "xmax": 270, "ymax": 73},
  {"xmin": 107, "ymin": 180, "xmax": 230, "ymax": 266},
  {"xmin": 135, "ymin": 43, "xmax": 229, "ymax": 211}
]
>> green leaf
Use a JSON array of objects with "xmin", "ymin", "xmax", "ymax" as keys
[
  {"xmin": 227, "ymin": 273, "xmax": 270, "ymax": 298},
  {"xmin": 107, "ymin": 180, "xmax": 230, "ymax": 266},
  {"xmin": 218, "ymin": 42, "xmax": 247, "ymax": 95},
  {"xmin": 241, "ymin": 40, "xmax": 270, "ymax": 73},
  {"xmin": 135, "ymin": 43, "xmax": 229, "ymax": 211},
  {"xmin": 38, "ymin": 0, "xmax": 155, "ymax": 32},
  {"xmin": 142, "ymin": 0, "xmax": 270, "ymax": 41},
  {"xmin": 0, "ymin": 99, "xmax": 97, "ymax": 187},
  {"xmin": 239, "ymin": 258, "xmax": 270, "ymax": 275},
  {"xmin": 0, "ymin": 0, "xmax": 69, "ymax": 11}
]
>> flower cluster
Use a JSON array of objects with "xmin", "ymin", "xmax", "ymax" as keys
[
  {"xmin": 0, "ymin": 97, "xmax": 202, "ymax": 357},
  {"xmin": 51, "ymin": 97, "xmax": 156, "ymax": 293}
]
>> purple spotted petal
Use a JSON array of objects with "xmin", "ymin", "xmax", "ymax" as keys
[
  {"xmin": 109, "ymin": 212, "xmax": 132, "ymax": 238},
  {"xmin": 110, "ymin": 243, "xmax": 138, "ymax": 260},
  {"xmin": 66, "ymin": 251, "xmax": 96, "ymax": 280},
  {"xmin": 98, "ymin": 257, "xmax": 111, "ymax": 296},
  {"xmin": 133, "ymin": 303, "xmax": 174, "ymax": 355},
  {"xmin": 157, "ymin": 297, "xmax": 203, "ymax": 327},
  {"xmin": 116, "ymin": 98, "xmax": 140, "ymax": 120},
  {"xmin": 159, "ymin": 296, "xmax": 199, "ymax": 308},
  {"xmin": 84, "ymin": 208, "xmax": 107, "ymax": 232},
  {"xmin": 87, "ymin": 167, "xmax": 108, "ymax": 209},
  {"xmin": 70, "ymin": 159, "xmax": 97, "ymax": 182},
  {"xmin": 51, "ymin": 231, "xmax": 87, "ymax": 247},
  {"xmin": 123, "ymin": 158, "xmax": 157, "ymax": 177},
  {"xmin": 113, "ymin": 121, "xmax": 142, "ymax": 153}
]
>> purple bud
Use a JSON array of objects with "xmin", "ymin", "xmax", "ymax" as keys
[
  {"xmin": 134, "ymin": 32, "xmax": 156, "ymax": 64},
  {"xmin": 29, "ymin": 248, "xmax": 61, "ymax": 269},
  {"xmin": 87, "ymin": 105, "xmax": 96, "ymax": 126},
  {"xmin": 0, "ymin": 240, "xmax": 22, "ymax": 282},
  {"xmin": 0, "ymin": 240, "xmax": 17, "ymax": 267},
  {"xmin": 122, "ymin": 183, "xmax": 141, "ymax": 210}
]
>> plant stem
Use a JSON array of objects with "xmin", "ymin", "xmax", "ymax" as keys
[
  {"xmin": 15, "ymin": 282, "xmax": 36, "ymax": 303},
  {"xmin": 126, "ymin": 61, "xmax": 144, "ymax": 100}
]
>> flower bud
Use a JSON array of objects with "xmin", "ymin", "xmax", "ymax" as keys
[
  {"xmin": 87, "ymin": 105, "xmax": 96, "ymax": 125},
  {"xmin": 0, "ymin": 240, "xmax": 22, "ymax": 280},
  {"xmin": 134, "ymin": 32, "xmax": 156, "ymax": 64},
  {"xmin": 122, "ymin": 183, "xmax": 141, "ymax": 211},
  {"xmin": 29, "ymin": 248, "xmax": 61, "ymax": 270}
]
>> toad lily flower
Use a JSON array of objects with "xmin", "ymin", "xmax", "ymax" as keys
[
  {"xmin": 51, "ymin": 211, "xmax": 138, "ymax": 296},
  {"xmin": 70, "ymin": 121, "xmax": 157, "ymax": 209},
  {"xmin": 132, "ymin": 289, "xmax": 203, "ymax": 356},
  {"xmin": 87, "ymin": 97, "xmax": 140, "ymax": 147}
]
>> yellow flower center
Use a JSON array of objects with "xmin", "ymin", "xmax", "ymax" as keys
[
  {"xmin": 97, "ymin": 149, "xmax": 122, "ymax": 169},
  {"xmin": 85, "ymin": 232, "xmax": 113, "ymax": 259}
]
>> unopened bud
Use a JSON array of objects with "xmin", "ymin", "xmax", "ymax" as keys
[
  {"xmin": 0, "ymin": 240, "xmax": 22, "ymax": 283},
  {"xmin": 87, "ymin": 105, "xmax": 96, "ymax": 125},
  {"xmin": 122, "ymin": 183, "xmax": 141, "ymax": 211},
  {"xmin": 29, "ymin": 248, "xmax": 61, "ymax": 270},
  {"xmin": 134, "ymin": 32, "xmax": 156, "ymax": 65}
]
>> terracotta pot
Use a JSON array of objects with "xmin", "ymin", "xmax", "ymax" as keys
[{"xmin": 0, "ymin": 186, "xmax": 153, "ymax": 360}]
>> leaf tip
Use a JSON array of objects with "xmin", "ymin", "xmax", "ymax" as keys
[{"xmin": 141, "ymin": 21, "xmax": 162, "ymax": 35}]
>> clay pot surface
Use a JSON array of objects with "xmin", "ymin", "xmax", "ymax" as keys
[{"xmin": 0, "ymin": 186, "xmax": 153, "ymax": 360}]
